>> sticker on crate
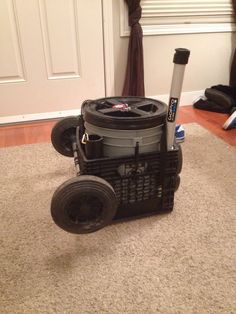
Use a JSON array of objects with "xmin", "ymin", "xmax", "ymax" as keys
[{"xmin": 118, "ymin": 162, "xmax": 148, "ymax": 177}]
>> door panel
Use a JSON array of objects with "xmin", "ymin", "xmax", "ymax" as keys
[
  {"xmin": 0, "ymin": 0, "xmax": 105, "ymax": 116},
  {"xmin": 39, "ymin": 0, "xmax": 81, "ymax": 79},
  {"xmin": 0, "ymin": 0, "xmax": 26, "ymax": 83}
]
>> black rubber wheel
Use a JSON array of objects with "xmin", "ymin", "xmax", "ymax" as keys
[
  {"xmin": 84, "ymin": 97, "xmax": 167, "ymax": 130},
  {"xmin": 175, "ymin": 175, "xmax": 181, "ymax": 192},
  {"xmin": 177, "ymin": 144, "xmax": 183, "ymax": 174},
  {"xmin": 51, "ymin": 176, "xmax": 118, "ymax": 234},
  {"xmin": 51, "ymin": 116, "xmax": 80, "ymax": 157}
]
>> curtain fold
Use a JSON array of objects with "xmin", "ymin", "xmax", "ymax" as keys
[
  {"xmin": 230, "ymin": 1, "xmax": 236, "ymax": 86},
  {"xmin": 122, "ymin": 0, "xmax": 145, "ymax": 97}
]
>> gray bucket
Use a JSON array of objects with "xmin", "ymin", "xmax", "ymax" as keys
[{"xmin": 84, "ymin": 121, "xmax": 163, "ymax": 157}]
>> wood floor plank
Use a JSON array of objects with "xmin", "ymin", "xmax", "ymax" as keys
[
  {"xmin": 180, "ymin": 107, "xmax": 236, "ymax": 147},
  {"xmin": 0, "ymin": 120, "xmax": 57, "ymax": 148}
]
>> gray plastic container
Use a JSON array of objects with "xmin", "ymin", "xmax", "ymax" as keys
[{"xmin": 84, "ymin": 121, "xmax": 164, "ymax": 157}]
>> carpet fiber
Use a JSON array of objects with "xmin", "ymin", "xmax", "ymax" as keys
[{"xmin": 0, "ymin": 123, "xmax": 236, "ymax": 314}]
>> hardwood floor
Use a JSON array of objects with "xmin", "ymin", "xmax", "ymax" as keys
[
  {"xmin": 178, "ymin": 106, "xmax": 236, "ymax": 147},
  {"xmin": 0, "ymin": 106, "xmax": 235, "ymax": 148}
]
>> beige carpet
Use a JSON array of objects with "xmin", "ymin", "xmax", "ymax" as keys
[{"xmin": 0, "ymin": 123, "xmax": 235, "ymax": 314}]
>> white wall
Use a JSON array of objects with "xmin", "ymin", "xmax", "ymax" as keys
[{"xmin": 112, "ymin": 0, "xmax": 236, "ymax": 101}]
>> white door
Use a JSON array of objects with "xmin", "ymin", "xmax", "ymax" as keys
[{"xmin": 0, "ymin": 0, "xmax": 105, "ymax": 118}]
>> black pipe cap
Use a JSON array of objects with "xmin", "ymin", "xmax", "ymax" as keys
[{"xmin": 173, "ymin": 48, "xmax": 190, "ymax": 65}]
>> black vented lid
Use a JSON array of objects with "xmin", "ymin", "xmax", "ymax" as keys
[{"xmin": 83, "ymin": 97, "xmax": 167, "ymax": 130}]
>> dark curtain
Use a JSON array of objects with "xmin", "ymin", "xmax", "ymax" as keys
[
  {"xmin": 230, "ymin": 0, "xmax": 236, "ymax": 86},
  {"xmin": 122, "ymin": 0, "xmax": 145, "ymax": 96}
]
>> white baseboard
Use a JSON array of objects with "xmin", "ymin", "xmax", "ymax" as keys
[
  {"xmin": 151, "ymin": 90, "xmax": 204, "ymax": 106},
  {"xmin": 0, "ymin": 109, "xmax": 81, "ymax": 125},
  {"xmin": 0, "ymin": 90, "xmax": 204, "ymax": 125}
]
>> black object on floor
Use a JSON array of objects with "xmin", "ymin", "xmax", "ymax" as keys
[
  {"xmin": 194, "ymin": 98, "xmax": 230, "ymax": 113},
  {"xmin": 194, "ymin": 84, "xmax": 236, "ymax": 114}
]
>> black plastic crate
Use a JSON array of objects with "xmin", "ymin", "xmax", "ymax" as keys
[{"xmin": 75, "ymin": 134, "xmax": 180, "ymax": 221}]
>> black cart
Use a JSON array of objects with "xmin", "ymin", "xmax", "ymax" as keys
[{"xmin": 50, "ymin": 49, "xmax": 190, "ymax": 234}]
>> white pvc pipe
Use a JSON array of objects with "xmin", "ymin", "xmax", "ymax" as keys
[{"xmin": 166, "ymin": 48, "xmax": 190, "ymax": 150}]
